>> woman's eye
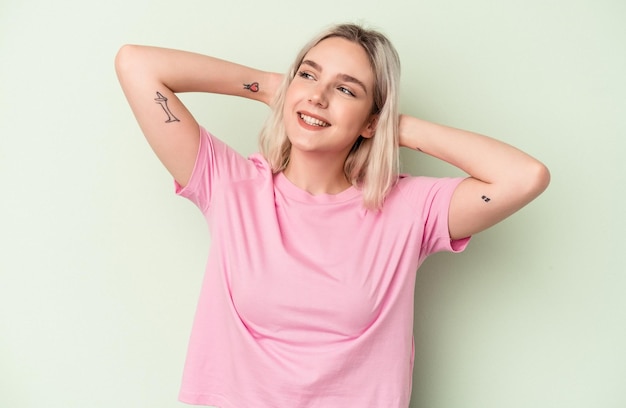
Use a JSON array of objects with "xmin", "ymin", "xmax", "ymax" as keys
[
  {"xmin": 338, "ymin": 86, "xmax": 355, "ymax": 97},
  {"xmin": 297, "ymin": 71, "xmax": 314, "ymax": 80}
]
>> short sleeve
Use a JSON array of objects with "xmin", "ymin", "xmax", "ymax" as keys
[
  {"xmin": 175, "ymin": 127, "xmax": 257, "ymax": 214},
  {"xmin": 397, "ymin": 176, "xmax": 470, "ymax": 257}
]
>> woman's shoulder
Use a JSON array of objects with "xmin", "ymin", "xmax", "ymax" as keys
[
  {"xmin": 387, "ymin": 174, "xmax": 466, "ymax": 207},
  {"xmin": 394, "ymin": 173, "xmax": 459, "ymax": 189},
  {"xmin": 199, "ymin": 126, "xmax": 272, "ymax": 177}
]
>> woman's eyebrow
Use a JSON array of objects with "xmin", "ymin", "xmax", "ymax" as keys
[{"xmin": 301, "ymin": 59, "xmax": 369, "ymax": 95}]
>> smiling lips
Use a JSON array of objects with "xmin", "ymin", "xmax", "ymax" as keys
[{"xmin": 299, "ymin": 113, "xmax": 330, "ymax": 128}]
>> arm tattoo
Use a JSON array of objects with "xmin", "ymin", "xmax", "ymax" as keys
[
  {"xmin": 154, "ymin": 91, "xmax": 180, "ymax": 123},
  {"xmin": 481, "ymin": 195, "xmax": 491, "ymax": 203},
  {"xmin": 243, "ymin": 82, "xmax": 260, "ymax": 92}
]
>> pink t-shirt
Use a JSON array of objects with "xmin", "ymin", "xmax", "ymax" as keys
[{"xmin": 176, "ymin": 127, "xmax": 469, "ymax": 408}]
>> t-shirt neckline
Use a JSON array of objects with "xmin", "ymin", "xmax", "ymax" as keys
[{"xmin": 274, "ymin": 171, "xmax": 361, "ymax": 205}]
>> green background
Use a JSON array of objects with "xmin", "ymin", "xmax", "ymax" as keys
[{"xmin": 1, "ymin": 0, "xmax": 624, "ymax": 407}]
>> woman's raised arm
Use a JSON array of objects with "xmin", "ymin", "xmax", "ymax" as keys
[
  {"xmin": 399, "ymin": 114, "xmax": 550, "ymax": 240},
  {"xmin": 115, "ymin": 45, "xmax": 280, "ymax": 186}
]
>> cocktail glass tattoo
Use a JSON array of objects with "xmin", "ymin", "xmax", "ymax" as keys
[{"xmin": 154, "ymin": 91, "xmax": 180, "ymax": 123}]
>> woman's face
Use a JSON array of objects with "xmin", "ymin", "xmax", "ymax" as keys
[{"xmin": 283, "ymin": 36, "xmax": 377, "ymax": 161}]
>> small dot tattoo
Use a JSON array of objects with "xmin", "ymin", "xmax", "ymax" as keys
[{"xmin": 481, "ymin": 195, "xmax": 491, "ymax": 203}]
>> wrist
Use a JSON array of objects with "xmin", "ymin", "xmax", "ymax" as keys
[{"xmin": 398, "ymin": 114, "xmax": 424, "ymax": 150}]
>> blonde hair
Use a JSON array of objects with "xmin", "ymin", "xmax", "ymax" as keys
[{"xmin": 259, "ymin": 23, "xmax": 401, "ymax": 209}]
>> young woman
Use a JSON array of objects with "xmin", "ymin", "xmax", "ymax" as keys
[{"xmin": 116, "ymin": 23, "xmax": 549, "ymax": 408}]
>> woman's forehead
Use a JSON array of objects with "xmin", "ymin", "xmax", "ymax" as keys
[{"xmin": 301, "ymin": 37, "xmax": 374, "ymax": 83}]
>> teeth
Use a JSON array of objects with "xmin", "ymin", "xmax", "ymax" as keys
[{"xmin": 300, "ymin": 113, "xmax": 329, "ymax": 127}]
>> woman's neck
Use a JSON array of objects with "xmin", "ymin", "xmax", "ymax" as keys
[{"xmin": 283, "ymin": 152, "xmax": 351, "ymax": 195}]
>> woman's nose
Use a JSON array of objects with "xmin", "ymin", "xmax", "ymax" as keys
[{"xmin": 308, "ymin": 85, "xmax": 328, "ymax": 108}]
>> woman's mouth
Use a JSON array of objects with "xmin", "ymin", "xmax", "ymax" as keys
[{"xmin": 299, "ymin": 113, "xmax": 330, "ymax": 127}]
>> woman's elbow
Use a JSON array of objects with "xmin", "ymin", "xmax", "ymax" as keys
[
  {"xmin": 525, "ymin": 160, "xmax": 551, "ymax": 199},
  {"xmin": 114, "ymin": 44, "xmax": 129, "ymax": 66},
  {"xmin": 114, "ymin": 44, "xmax": 142, "ymax": 77}
]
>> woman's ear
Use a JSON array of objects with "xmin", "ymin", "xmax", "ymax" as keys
[{"xmin": 360, "ymin": 114, "xmax": 379, "ymax": 139}]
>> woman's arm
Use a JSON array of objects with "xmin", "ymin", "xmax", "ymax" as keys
[
  {"xmin": 115, "ymin": 45, "xmax": 280, "ymax": 186},
  {"xmin": 399, "ymin": 114, "xmax": 550, "ymax": 240}
]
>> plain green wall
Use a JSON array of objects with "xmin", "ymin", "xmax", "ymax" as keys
[{"xmin": 1, "ymin": 0, "xmax": 624, "ymax": 407}]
